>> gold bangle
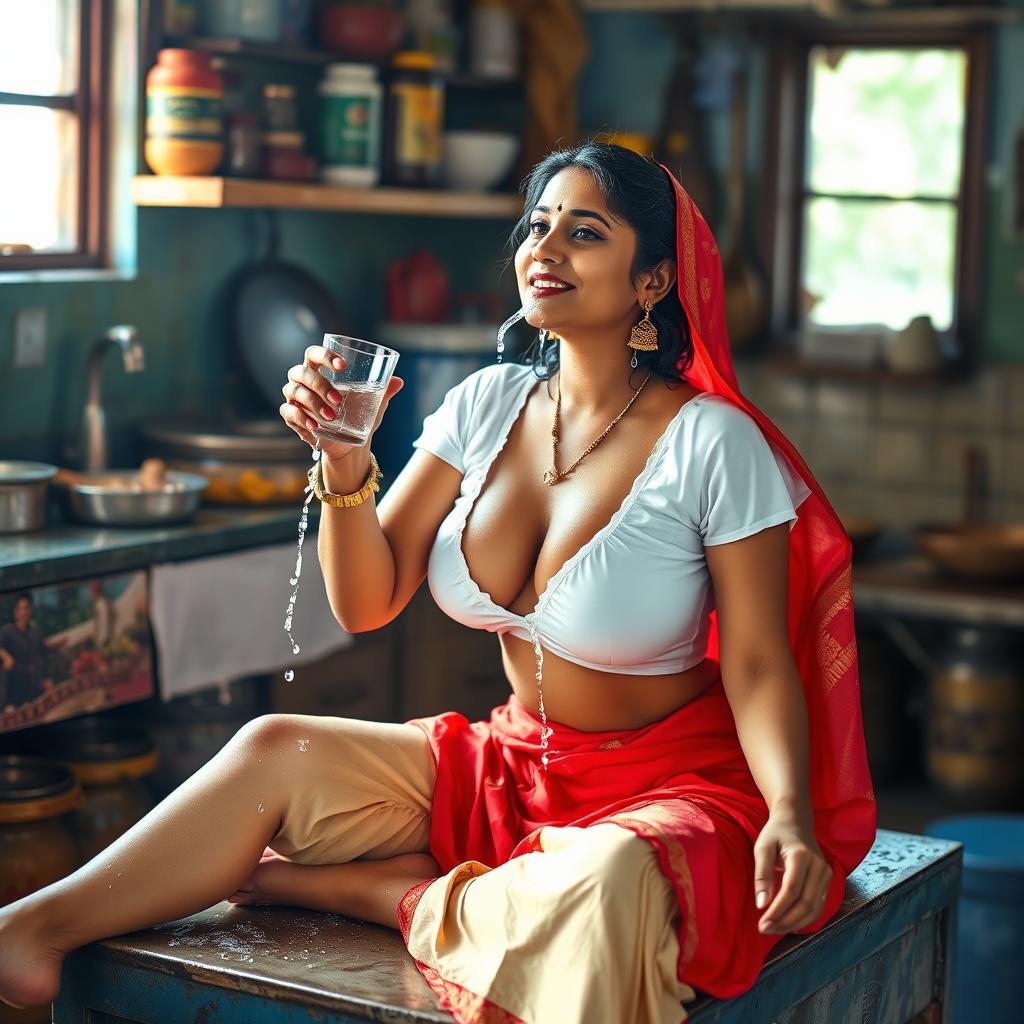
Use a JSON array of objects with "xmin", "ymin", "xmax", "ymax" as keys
[{"xmin": 308, "ymin": 451, "xmax": 381, "ymax": 508}]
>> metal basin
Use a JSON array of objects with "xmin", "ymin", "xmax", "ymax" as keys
[
  {"xmin": 0, "ymin": 461, "xmax": 58, "ymax": 533},
  {"xmin": 911, "ymin": 523, "xmax": 1024, "ymax": 582},
  {"xmin": 57, "ymin": 470, "xmax": 208, "ymax": 527}
]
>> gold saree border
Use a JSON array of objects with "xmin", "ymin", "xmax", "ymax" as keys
[
  {"xmin": 398, "ymin": 875, "xmax": 529, "ymax": 1024},
  {"xmin": 601, "ymin": 808, "xmax": 700, "ymax": 979}
]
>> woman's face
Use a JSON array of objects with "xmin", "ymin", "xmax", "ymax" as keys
[{"xmin": 514, "ymin": 166, "xmax": 642, "ymax": 337}]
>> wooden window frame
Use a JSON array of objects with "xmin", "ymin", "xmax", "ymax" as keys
[
  {"xmin": 0, "ymin": 0, "xmax": 109, "ymax": 271},
  {"xmin": 761, "ymin": 23, "xmax": 989, "ymax": 374}
]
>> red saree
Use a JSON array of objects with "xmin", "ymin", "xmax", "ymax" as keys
[{"xmin": 403, "ymin": 164, "xmax": 877, "ymax": 1006}]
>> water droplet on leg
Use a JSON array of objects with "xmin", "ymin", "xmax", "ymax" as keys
[
  {"xmin": 283, "ymin": 670, "xmax": 294, "ymax": 682},
  {"xmin": 257, "ymin": 802, "xmax": 265, "ymax": 813}
]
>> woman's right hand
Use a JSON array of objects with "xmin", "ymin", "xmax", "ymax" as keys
[{"xmin": 279, "ymin": 344, "xmax": 404, "ymax": 461}]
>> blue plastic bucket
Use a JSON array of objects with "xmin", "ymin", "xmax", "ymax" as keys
[{"xmin": 924, "ymin": 814, "xmax": 1024, "ymax": 1024}]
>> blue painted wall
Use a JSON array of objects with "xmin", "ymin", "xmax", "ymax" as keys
[{"xmin": 2, "ymin": 9, "xmax": 1022, "ymax": 464}]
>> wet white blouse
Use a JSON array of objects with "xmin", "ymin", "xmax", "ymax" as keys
[{"xmin": 412, "ymin": 362, "xmax": 810, "ymax": 675}]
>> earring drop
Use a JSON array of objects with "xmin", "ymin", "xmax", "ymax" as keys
[{"xmin": 626, "ymin": 299, "xmax": 658, "ymax": 370}]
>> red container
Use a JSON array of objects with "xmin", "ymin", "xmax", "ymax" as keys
[
  {"xmin": 317, "ymin": 3, "xmax": 405, "ymax": 62},
  {"xmin": 146, "ymin": 49, "xmax": 224, "ymax": 176}
]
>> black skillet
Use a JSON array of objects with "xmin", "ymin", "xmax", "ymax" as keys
[{"xmin": 232, "ymin": 212, "xmax": 348, "ymax": 412}]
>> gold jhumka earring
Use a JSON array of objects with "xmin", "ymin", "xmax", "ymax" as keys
[{"xmin": 626, "ymin": 299, "xmax": 658, "ymax": 369}]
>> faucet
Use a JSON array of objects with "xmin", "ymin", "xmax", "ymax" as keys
[{"xmin": 80, "ymin": 325, "xmax": 145, "ymax": 471}]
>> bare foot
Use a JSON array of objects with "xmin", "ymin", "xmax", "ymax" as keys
[
  {"xmin": 227, "ymin": 850, "xmax": 300, "ymax": 907},
  {"xmin": 0, "ymin": 904, "xmax": 66, "ymax": 1010}
]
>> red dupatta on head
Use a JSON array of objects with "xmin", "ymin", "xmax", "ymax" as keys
[{"xmin": 661, "ymin": 164, "xmax": 877, "ymax": 880}]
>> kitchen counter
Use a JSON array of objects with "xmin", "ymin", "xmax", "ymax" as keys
[
  {"xmin": 853, "ymin": 555, "xmax": 1024, "ymax": 626},
  {"xmin": 0, "ymin": 505, "xmax": 318, "ymax": 591}
]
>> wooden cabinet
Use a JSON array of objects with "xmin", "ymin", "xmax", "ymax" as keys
[
  {"xmin": 269, "ymin": 588, "xmax": 510, "ymax": 726},
  {"xmin": 395, "ymin": 584, "xmax": 510, "ymax": 723}
]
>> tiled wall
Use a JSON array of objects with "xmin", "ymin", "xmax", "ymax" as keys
[{"xmin": 735, "ymin": 360, "xmax": 1024, "ymax": 529}]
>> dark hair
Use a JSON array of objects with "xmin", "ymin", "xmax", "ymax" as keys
[
  {"xmin": 506, "ymin": 141, "xmax": 694, "ymax": 388},
  {"xmin": 14, "ymin": 593, "xmax": 32, "ymax": 606}
]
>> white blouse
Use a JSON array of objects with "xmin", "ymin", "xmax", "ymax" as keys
[{"xmin": 412, "ymin": 362, "xmax": 811, "ymax": 676}]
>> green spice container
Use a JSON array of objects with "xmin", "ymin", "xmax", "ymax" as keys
[
  {"xmin": 383, "ymin": 51, "xmax": 444, "ymax": 187},
  {"xmin": 319, "ymin": 63, "xmax": 382, "ymax": 188}
]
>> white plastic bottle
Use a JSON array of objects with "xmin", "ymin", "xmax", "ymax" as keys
[{"xmin": 318, "ymin": 63, "xmax": 382, "ymax": 188}]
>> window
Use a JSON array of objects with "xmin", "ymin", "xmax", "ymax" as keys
[
  {"xmin": 765, "ymin": 26, "xmax": 987, "ymax": 363},
  {"xmin": 0, "ymin": 0, "xmax": 107, "ymax": 270}
]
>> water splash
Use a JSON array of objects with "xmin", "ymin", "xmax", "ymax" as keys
[
  {"xmin": 284, "ymin": 445, "xmax": 320, "ymax": 669},
  {"xmin": 525, "ymin": 612, "xmax": 552, "ymax": 770},
  {"xmin": 495, "ymin": 307, "xmax": 527, "ymax": 363}
]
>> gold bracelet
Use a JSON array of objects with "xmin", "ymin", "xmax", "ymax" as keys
[{"xmin": 308, "ymin": 451, "xmax": 381, "ymax": 508}]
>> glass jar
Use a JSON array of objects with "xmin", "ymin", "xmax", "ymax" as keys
[
  {"xmin": 383, "ymin": 51, "xmax": 444, "ymax": 187},
  {"xmin": 226, "ymin": 111, "xmax": 262, "ymax": 177},
  {"xmin": 0, "ymin": 756, "xmax": 81, "ymax": 908},
  {"xmin": 145, "ymin": 49, "xmax": 224, "ymax": 176},
  {"xmin": 262, "ymin": 83, "xmax": 298, "ymax": 133},
  {"xmin": 318, "ymin": 63, "xmax": 382, "ymax": 188}
]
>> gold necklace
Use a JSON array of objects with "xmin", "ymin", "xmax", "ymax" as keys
[{"xmin": 542, "ymin": 369, "xmax": 654, "ymax": 486}]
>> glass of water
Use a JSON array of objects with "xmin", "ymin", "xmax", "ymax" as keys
[{"xmin": 315, "ymin": 335, "xmax": 399, "ymax": 446}]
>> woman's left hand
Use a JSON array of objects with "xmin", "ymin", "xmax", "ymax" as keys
[{"xmin": 753, "ymin": 809, "xmax": 833, "ymax": 935}]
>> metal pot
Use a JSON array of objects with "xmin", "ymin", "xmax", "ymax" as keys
[
  {"xmin": 56, "ymin": 470, "xmax": 207, "ymax": 527},
  {"xmin": 0, "ymin": 461, "xmax": 57, "ymax": 533},
  {"xmin": 140, "ymin": 418, "xmax": 311, "ymax": 505}
]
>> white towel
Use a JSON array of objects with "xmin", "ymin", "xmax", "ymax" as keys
[{"xmin": 150, "ymin": 541, "xmax": 354, "ymax": 700}]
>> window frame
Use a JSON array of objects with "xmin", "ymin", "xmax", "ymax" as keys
[
  {"xmin": 761, "ymin": 22, "xmax": 989, "ymax": 372},
  {"xmin": 0, "ymin": 0, "xmax": 109, "ymax": 271}
]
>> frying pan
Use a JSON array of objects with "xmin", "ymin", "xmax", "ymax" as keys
[{"xmin": 232, "ymin": 212, "xmax": 348, "ymax": 411}]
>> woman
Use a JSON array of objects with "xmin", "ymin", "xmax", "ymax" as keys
[{"xmin": 0, "ymin": 143, "xmax": 875, "ymax": 1024}]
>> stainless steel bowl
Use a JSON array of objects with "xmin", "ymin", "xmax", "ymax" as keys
[
  {"xmin": 58, "ymin": 471, "xmax": 208, "ymax": 527},
  {"xmin": 0, "ymin": 461, "xmax": 58, "ymax": 533}
]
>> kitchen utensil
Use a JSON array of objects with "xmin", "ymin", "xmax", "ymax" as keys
[
  {"xmin": 0, "ymin": 461, "xmax": 57, "ymax": 534},
  {"xmin": 441, "ymin": 130, "xmax": 519, "ymax": 191},
  {"xmin": 879, "ymin": 621, "xmax": 1024, "ymax": 805},
  {"xmin": 314, "ymin": 335, "xmax": 399, "ymax": 445},
  {"xmin": 722, "ymin": 69, "xmax": 767, "ymax": 351},
  {"xmin": 317, "ymin": 2, "xmax": 405, "ymax": 62},
  {"xmin": 56, "ymin": 470, "xmax": 207, "ymax": 527},
  {"xmin": 910, "ymin": 523, "xmax": 1024, "ymax": 582},
  {"xmin": 885, "ymin": 315, "xmax": 944, "ymax": 373},
  {"xmin": 385, "ymin": 248, "xmax": 450, "ymax": 322},
  {"xmin": 232, "ymin": 213, "xmax": 347, "ymax": 412},
  {"xmin": 140, "ymin": 418, "xmax": 312, "ymax": 505}
]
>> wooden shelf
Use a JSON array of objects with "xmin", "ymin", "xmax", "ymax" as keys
[
  {"xmin": 580, "ymin": 0, "xmax": 1023, "ymax": 26},
  {"xmin": 162, "ymin": 35, "xmax": 524, "ymax": 91},
  {"xmin": 131, "ymin": 176, "xmax": 523, "ymax": 219}
]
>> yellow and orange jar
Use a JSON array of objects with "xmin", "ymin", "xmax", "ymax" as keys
[{"xmin": 145, "ymin": 49, "xmax": 224, "ymax": 176}]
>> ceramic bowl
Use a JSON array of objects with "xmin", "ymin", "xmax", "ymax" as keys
[{"xmin": 441, "ymin": 131, "xmax": 519, "ymax": 191}]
